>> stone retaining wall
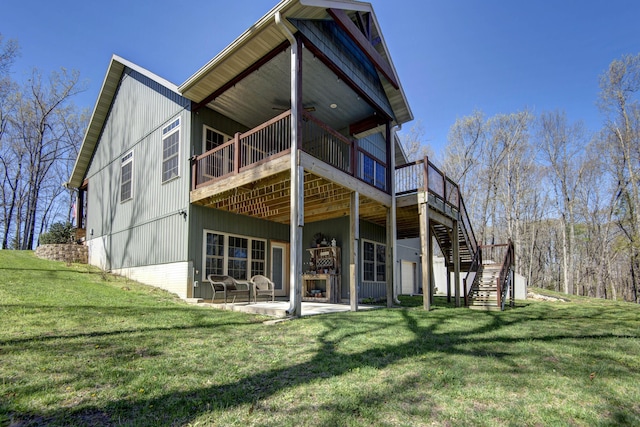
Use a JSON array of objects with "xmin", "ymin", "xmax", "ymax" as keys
[{"xmin": 35, "ymin": 244, "xmax": 88, "ymax": 264}]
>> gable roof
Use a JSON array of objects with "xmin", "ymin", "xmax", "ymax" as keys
[
  {"xmin": 66, "ymin": 55, "xmax": 179, "ymax": 189},
  {"xmin": 68, "ymin": 0, "xmax": 413, "ymax": 189},
  {"xmin": 178, "ymin": 0, "xmax": 412, "ymax": 127}
]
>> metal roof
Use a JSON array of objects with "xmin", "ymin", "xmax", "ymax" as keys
[
  {"xmin": 67, "ymin": 55, "xmax": 180, "ymax": 189},
  {"xmin": 68, "ymin": 0, "xmax": 413, "ymax": 189},
  {"xmin": 178, "ymin": 0, "xmax": 413, "ymax": 127}
]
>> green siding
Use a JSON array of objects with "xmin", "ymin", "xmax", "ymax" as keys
[
  {"xmin": 85, "ymin": 67, "xmax": 191, "ymax": 270},
  {"xmin": 188, "ymin": 206, "xmax": 289, "ymax": 297}
]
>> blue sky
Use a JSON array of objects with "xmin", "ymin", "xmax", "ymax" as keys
[{"xmin": 2, "ymin": 0, "xmax": 639, "ymax": 154}]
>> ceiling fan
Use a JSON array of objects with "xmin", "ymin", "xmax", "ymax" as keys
[{"xmin": 272, "ymin": 104, "xmax": 316, "ymax": 112}]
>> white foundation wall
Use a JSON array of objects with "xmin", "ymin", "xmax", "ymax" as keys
[
  {"xmin": 87, "ymin": 236, "xmax": 110, "ymax": 271},
  {"xmin": 87, "ymin": 237, "xmax": 192, "ymax": 299},
  {"xmin": 111, "ymin": 261, "xmax": 192, "ymax": 299}
]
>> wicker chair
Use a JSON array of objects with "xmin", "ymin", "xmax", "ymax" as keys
[
  {"xmin": 249, "ymin": 275, "xmax": 276, "ymax": 303},
  {"xmin": 207, "ymin": 275, "xmax": 250, "ymax": 304}
]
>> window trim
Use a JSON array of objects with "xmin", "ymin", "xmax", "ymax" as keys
[
  {"xmin": 361, "ymin": 239, "xmax": 386, "ymax": 283},
  {"xmin": 162, "ymin": 118, "xmax": 181, "ymax": 183},
  {"xmin": 120, "ymin": 150, "xmax": 134, "ymax": 203},
  {"xmin": 202, "ymin": 229, "xmax": 267, "ymax": 281},
  {"xmin": 202, "ymin": 125, "xmax": 231, "ymax": 154}
]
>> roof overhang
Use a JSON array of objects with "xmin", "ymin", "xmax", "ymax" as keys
[
  {"xmin": 67, "ymin": 55, "xmax": 179, "ymax": 189},
  {"xmin": 178, "ymin": 0, "xmax": 412, "ymax": 127}
]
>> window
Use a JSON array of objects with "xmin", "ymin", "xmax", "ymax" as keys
[
  {"xmin": 203, "ymin": 125, "xmax": 230, "ymax": 153},
  {"xmin": 357, "ymin": 132, "xmax": 387, "ymax": 191},
  {"xmin": 359, "ymin": 153, "xmax": 387, "ymax": 191},
  {"xmin": 362, "ymin": 240, "xmax": 385, "ymax": 282},
  {"xmin": 162, "ymin": 118, "xmax": 180, "ymax": 182},
  {"xmin": 205, "ymin": 233, "xmax": 224, "ymax": 276},
  {"xmin": 203, "ymin": 231, "xmax": 266, "ymax": 280},
  {"xmin": 120, "ymin": 151, "xmax": 133, "ymax": 202}
]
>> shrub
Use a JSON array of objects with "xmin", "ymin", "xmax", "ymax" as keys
[{"xmin": 39, "ymin": 222, "xmax": 76, "ymax": 244}]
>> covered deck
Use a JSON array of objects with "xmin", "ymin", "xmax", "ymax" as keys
[{"xmin": 190, "ymin": 109, "xmax": 392, "ymax": 226}]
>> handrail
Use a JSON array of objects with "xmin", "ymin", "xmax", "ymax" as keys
[
  {"xmin": 463, "ymin": 246, "xmax": 482, "ymax": 306},
  {"xmin": 479, "ymin": 240, "xmax": 515, "ymax": 309}
]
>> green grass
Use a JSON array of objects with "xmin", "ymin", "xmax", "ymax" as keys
[{"xmin": 1, "ymin": 251, "xmax": 639, "ymax": 426}]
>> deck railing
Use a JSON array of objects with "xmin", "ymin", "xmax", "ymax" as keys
[
  {"xmin": 395, "ymin": 158, "xmax": 461, "ymax": 209},
  {"xmin": 301, "ymin": 111, "xmax": 352, "ymax": 174},
  {"xmin": 193, "ymin": 110, "xmax": 390, "ymax": 193},
  {"xmin": 396, "ymin": 157, "xmax": 481, "ymax": 302},
  {"xmin": 193, "ymin": 111, "xmax": 292, "ymax": 189}
]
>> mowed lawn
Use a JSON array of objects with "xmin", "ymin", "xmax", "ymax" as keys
[{"xmin": 1, "ymin": 251, "xmax": 639, "ymax": 426}]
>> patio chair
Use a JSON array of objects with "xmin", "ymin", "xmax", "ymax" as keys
[
  {"xmin": 249, "ymin": 274, "xmax": 276, "ymax": 303},
  {"xmin": 207, "ymin": 275, "xmax": 250, "ymax": 304}
]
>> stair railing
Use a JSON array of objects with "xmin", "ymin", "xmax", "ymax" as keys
[
  {"xmin": 463, "ymin": 246, "xmax": 482, "ymax": 306},
  {"xmin": 480, "ymin": 240, "xmax": 515, "ymax": 309},
  {"xmin": 498, "ymin": 240, "xmax": 515, "ymax": 309}
]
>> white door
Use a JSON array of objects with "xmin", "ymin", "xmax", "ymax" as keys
[
  {"xmin": 271, "ymin": 242, "xmax": 289, "ymax": 297},
  {"xmin": 401, "ymin": 261, "xmax": 416, "ymax": 295}
]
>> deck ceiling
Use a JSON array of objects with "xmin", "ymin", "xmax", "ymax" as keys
[
  {"xmin": 206, "ymin": 48, "xmax": 375, "ymax": 132},
  {"xmin": 192, "ymin": 171, "xmax": 389, "ymax": 227}
]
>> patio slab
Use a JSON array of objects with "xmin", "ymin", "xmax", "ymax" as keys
[{"xmin": 193, "ymin": 299, "xmax": 380, "ymax": 318}]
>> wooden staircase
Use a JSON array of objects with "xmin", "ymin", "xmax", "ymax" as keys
[
  {"xmin": 469, "ymin": 264, "xmax": 501, "ymax": 310},
  {"xmin": 395, "ymin": 157, "xmax": 514, "ymax": 311},
  {"xmin": 468, "ymin": 242, "xmax": 515, "ymax": 310}
]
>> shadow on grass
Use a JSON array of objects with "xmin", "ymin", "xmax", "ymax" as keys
[{"xmin": 5, "ymin": 300, "xmax": 639, "ymax": 426}]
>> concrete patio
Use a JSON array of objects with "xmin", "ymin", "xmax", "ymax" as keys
[{"xmin": 189, "ymin": 299, "xmax": 381, "ymax": 319}]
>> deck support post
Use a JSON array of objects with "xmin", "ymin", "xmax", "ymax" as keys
[
  {"xmin": 388, "ymin": 122, "xmax": 399, "ymax": 306},
  {"xmin": 277, "ymin": 13, "xmax": 303, "ymax": 317},
  {"xmin": 419, "ymin": 195, "xmax": 431, "ymax": 311},
  {"xmin": 350, "ymin": 191, "xmax": 359, "ymax": 311},
  {"xmin": 386, "ymin": 206, "xmax": 394, "ymax": 307},
  {"xmin": 453, "ymin": 219, "xmax": 461, "ymax": 307},
  {"xmin": 446, "ymin": 262, "xmax": 452, "ymax": 303}
]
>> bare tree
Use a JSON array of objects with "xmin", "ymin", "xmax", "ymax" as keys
[
  {"xmin": 536, "ymin": 110, "xmax": 589, "ymax": 295},
  {"xmin": 0, "ymin": 34, "xmax": 20, "ymax": 249},
  {"xmin": 1, "ymin": 64, "xmax": 85, "ymax": 250},
  {"xmin": 598, "ymin": 53, "xmax": 640, "ymax": 303},
  {"xmin": 399, "ymin": 120, "xmax": 434, "ymax": 162}
]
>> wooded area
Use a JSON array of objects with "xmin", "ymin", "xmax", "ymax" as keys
[
  {"xmin": 403, "ymin": 53, "xmax": 640, "ymax": 303},
  {"xmin": 0, "ymin": 35, "xmax": 87, "ymax": 250}
]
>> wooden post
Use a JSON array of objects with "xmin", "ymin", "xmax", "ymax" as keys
[
  {"xmin": 453, "ymin": 219, "xmax": 461, "ymax": 307},
  {"xmin": 446, "ymin": 262, "xmax": 452, "ymax": 303},
  {"xmin": 386, "ymin": 206, "xmax": 393, "ymax": 307},
  {"xmin": 420, "ymin": 199, "xmax": 430, "ymax": 311},
  {"xmin": 234, "ymin": 133, "xmax": 240, "ymax": 174},
  {"xmin": 350, "ymin": 191, "xmax": 359, "ymax": 311},
  {"xmin": 285, "ymin": 31, "xmax": 303, "ymax": 317}
]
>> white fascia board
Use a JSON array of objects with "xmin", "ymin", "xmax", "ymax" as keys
[
  {"xmin": 299, "ymin": 0, "xmax": 372, "ymax": 12},
  {"xmin": 112, "ymin": 54, "xmax": 180, "ymax": 94}
]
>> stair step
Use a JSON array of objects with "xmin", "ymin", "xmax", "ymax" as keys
[{"xmin": 469, "ymin": 304, "xmax": 501, "ymax": 311}]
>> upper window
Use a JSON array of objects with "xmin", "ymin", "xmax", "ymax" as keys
[
  {"xmin": 203, "ymin": 125, "xmax": 231, "ymax": 153},
  {"xmin": 162, "ymin": 118, "xmax": 180, "ymax": 182},
  {"xmin": 120, "ymin": 151, "xmax": 133, "ymax": 202},
  {"xmin": 362, "ymin": 240, "xmax": 386, "ymax": 282},
  {"xmin": 360, "ymin": 153, "xmax": 387, "ymax": 191}
]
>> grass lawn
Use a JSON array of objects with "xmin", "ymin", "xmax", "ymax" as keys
[{"xmin": 1, "ymin": 251, "xmax": 639, "ymax": 426}]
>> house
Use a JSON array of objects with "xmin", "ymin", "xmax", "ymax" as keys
[{"xmin": 67, "ymin": 0, "xmax": 515, "ymax": 315}]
